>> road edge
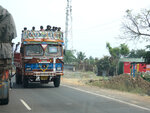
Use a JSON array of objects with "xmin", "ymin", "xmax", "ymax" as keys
[{"xmin": 62, "ymin": 84, "xmax": 150, "ymax": 112}]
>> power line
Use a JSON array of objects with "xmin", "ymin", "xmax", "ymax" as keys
[{"xmin": 73, "ymin": 19, "xmax": 121, "ymax": 33}]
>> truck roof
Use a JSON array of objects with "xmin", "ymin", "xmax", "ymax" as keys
[{"xmin": 22, "ymin": 30, "xmax": 64, "ymax": 44}]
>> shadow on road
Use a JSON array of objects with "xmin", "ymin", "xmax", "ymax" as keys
[{"xmin": 12, "ymin": 82, "xmax": 55, "ymax": 89}]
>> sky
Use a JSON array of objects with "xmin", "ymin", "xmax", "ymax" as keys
[{"xmin": 1, "ymin": 0, "xmax": 150, "ymax": 58}]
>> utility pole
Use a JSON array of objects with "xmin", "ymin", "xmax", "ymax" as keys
[{"xmin": 65, "ymin": 0, "xmax": 72, "ymax": 50}]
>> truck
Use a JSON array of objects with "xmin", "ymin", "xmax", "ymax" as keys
[
  {"xmin": 14, "ymin": 27, "xmax": 64, "ymax": 88},
  {"xmin": 0, "ymin": 59, "xmax": 11, "ymax": 105},
  {"xmin": 0, "ymin": 5, "xmax": 17, "ymax": 105}
]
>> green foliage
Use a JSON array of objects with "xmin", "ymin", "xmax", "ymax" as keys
[
  {"xmin": 146, "ymin": 45, "xmax": 150, "ymax": 49},
  {"xmin": 120, "ymin": 43, "xmax": 130, "ymax": 57},
  {"xmin": 76, "ymin": 51, "xmax": 86, "ymax": 63},
  {"xmin": 128, "ymin": 49, "xmax": 146, "ymax": 58},
  {"xmin": 106, "ymin": 43, "xmax": 129, "ymax": 58},
  {"xmin": 105, "ymin": 42, "xmax": 129, "ymax": 75},
  {"xmin": 118, "ymin": 62, "xmax": 124, "ymax": 75},
  {"xmin": 144, "ymin": 51, "xmax": 150, "ymax": 64},
  {"xmin": 64, "ymin": 51, "xmax": 97, "ymax": 72},
  {"xmin": 89, "ymin": 56, "xmax": 95, "ymax": 65},
  {"xmin": 106, "ymin": 42, "xmax": 119, "ymax": 58},
  {"xmin": 64, "ymin": 50, "xmax": 76, "ymax": 64},
  {"xmin": 142, "ymin": 72, "xmax": 150, "ymax": 82},
  {"xmin": 96, "ymin": 56, "xmax": 111, "ymax": 76},
  {"xmin": 110, "ymin": 47, "xmax": 120, "ymax": 58},
  {"xmin": 76, "ymin": 55, "xmax": 98, "ymax": 72}
]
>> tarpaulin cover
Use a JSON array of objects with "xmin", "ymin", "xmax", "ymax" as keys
[
  {"xmin": 0, "ymin": 5, "xmax": 17, "ymax": 59},
  {"xmin": 0, "ymin": 43, "xmax": 12, "ymax": 59}
]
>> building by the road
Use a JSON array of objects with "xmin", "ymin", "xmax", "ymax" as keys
[
  {"xmin": 64, "ymin": 64, "xmax": 76, "ymax": 71},
  {"xmin": 119, "ymin": 58, "xmax": 150, "ymax": 75}
]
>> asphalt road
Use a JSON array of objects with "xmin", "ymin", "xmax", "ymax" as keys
[{"xmin": 0, "ymin": 79, "xmax": 150, "ymax": 113}]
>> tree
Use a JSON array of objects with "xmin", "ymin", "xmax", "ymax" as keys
[
  {"xmin": 76, "ymin": 51, "xmax": 86, "ymax": 64},
  {"xmin": 128, "ymin": 49, "xmax": 146, "ymax": 58},
  {"xmin": 120, "ymin": 43, "xmax": 130, "ymax": 57},
  {"xmin": 146, "ymin": 45, "xmax": 150, "ymax": 49},
  {"xmin": 89, "ymin": 56, "xmax": 95, "ymax": 65},
  {"xmin": 96, "ymin": 56, "xmax": 111, "ymax": 76},
  {"xmin": 145, "ymin": 51, "xmax": 150, "ymax": 64},
  {"xmin": 122, "ymin": 9, "xmax": 150, "ymax": 41},
  {"xmin": 86, "ymin": 56, "xmax": 96, "ymax": 72},
  {"xmin": 64, "ymin": 50, "xmax": 76, "ymax": 64},
  {"xmin": 106, "ymin": 42, "xmax": 129, "ymax": 75},
  {"xmin": 106, "ymin": 42, "xmax": 120, "ymax": 75},
  {"xmin": 76, "ymin": 51, "xmax": 86, "ymax": 71},
  {"xmin": 144, "ymin": 45, "xmax": 150, "ymax": 64}
]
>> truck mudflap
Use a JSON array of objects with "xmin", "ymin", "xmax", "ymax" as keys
[
  {"xmin": 0, "ymin": 81, "xmax": 9, "ymax": 105},
  {"xmin": 0, "ymin": 70, "xmax": 9, "ymax": 105},
  {"xmin": 0, "ymin": 81, "xmax": 9, "ymax": 99}
]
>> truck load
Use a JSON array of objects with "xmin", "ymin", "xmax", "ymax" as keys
[
  {"xmin": 14, "ymin": 26, "xmax": 64, "ymax": 88},
  {"xmin": 0, "ymin": 5, "xmax": 17, "ymax": 105}
]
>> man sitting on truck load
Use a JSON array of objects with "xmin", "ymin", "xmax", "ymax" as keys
[
  {"xmin": 40, "ymin": 26, "xmax": 44, "ymax": 31},
  {"xmin": 31, "ymin": 26, "xmax": 35, "ymax": 31},
  {"xmin": 45, "ymin": 25, "xmax": 51, "ymax": 31}
]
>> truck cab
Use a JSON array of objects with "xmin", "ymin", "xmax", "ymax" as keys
[{"xmin": 14, "ymin": 28, "xmax": 64, "ymax": 88}]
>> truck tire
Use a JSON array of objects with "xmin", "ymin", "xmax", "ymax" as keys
[
  {"xmin": 1, "ymin": 96, "xmax": 9, "ymax": 105},
  {"xmin": 22, "ymin": 76, "xmax": 28, "ymax": 88},
  {"xmin": 53, "ymin": 75, "xmax": 60, "ymax": 87},
  {"xmin": 15, "ymin": 72, "xmax": 20, "ymax": 84},
  {"xmin": 16, "ymin": 73, "xmax": 22, "ymax": 84},
  {"xmin": 16, "ymin": 68, "xmax": 22, "ymax": 84}
]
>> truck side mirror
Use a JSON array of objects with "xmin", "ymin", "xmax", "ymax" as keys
[
  {"xmin": 20, "ymin": 46, "xmax": 24, "ymax": 54},
  {"xmin": 63, "ymin": 49, "xmax": 66, "ymax": 56}
]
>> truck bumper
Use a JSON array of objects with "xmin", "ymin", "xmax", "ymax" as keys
[{"xmin": 24, "ymin": 71, "xmax": 64, "ymax": 76}]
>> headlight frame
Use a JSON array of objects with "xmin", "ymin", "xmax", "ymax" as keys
[{"xmin": 56, "ymin": 67, "xmax": 62, "ymax": 71}]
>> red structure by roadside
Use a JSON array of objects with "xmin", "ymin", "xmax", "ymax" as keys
[
  {"xmin": 120, "ymin": 58, "xmax": 150, "ymax": 74},
  {"xmin": 124, "ymin": 62, "xmax": 146, "ymax": 74}
]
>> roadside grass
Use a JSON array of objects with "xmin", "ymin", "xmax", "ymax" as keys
[
  {"xmin": 63, "ymin": 71, "xmax": 150, "ymax": 96},
  {"xmin": 87, "ymin": 74, "xmax": 150, "ymax": 96},
  {"xmin": 64, "ymin": 70, "xmax": 103, "ymax": 80}
]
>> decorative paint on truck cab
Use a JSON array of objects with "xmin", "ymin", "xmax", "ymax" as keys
[{"xmin": 14, "ymin": 27, "xmax": 64, "ymax": 88}]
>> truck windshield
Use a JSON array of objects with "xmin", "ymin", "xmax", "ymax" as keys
[
  {"xmin": 45, "ymin": 45, "xmax": 62, "ymax": 57},
  {"xmin": 25, "ymin": 45, "xmax": 43, "ymax": 56}
]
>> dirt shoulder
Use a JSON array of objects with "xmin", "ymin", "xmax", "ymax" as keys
[{"xmin": 61, "ymin": 76, "xmax": 150, "ymax": 109}]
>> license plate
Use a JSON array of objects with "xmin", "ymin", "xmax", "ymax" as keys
[
  {"xmin": 40, "ymin": 76, "xmax": 48, "ymax": 80},
  {"xmin": 40, "ymin": 73, "xmax": 49, "ymax": 76}
]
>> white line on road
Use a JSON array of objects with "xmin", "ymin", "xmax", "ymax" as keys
[
  {"xmin": 62, "ymin": 84, "xmax": 150, "ymax": 112},
  {"xmin": 20, "ymin": 99, "xmax": 32, "ymax": 111}
]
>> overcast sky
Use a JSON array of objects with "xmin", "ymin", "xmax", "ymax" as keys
[{"xmin": 1, "ymin": 0, "xmax": 150, "ymax": 58}]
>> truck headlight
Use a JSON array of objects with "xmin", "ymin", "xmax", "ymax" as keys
[{"xmin": 56, "ymin": 67, "xmax": 62, "ymax": 71}]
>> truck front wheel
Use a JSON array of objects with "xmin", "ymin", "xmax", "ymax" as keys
[
  {"xmin": 22, "ymin": 76, "xmax": 28, "ymax": 88},
  {"xmin": 16, "ymin": 68, "xmax": 22, "ymax": 84},
  {"xmin": 16, "ymin": 73, "xmax": 22, "ymax": 84},
  {"xmin": 0, "ymin": 96, "xmax": 9, "ymax": 105},
  {"xmin": 53, "ymin": 75, "xmax": 60, "ymax": 87}
]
